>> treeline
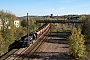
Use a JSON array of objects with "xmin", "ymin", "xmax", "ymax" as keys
[{"xmin": 19, "ymin": 14, "xmax": 88, "ymax": 20}]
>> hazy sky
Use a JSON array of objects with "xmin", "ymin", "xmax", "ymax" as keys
[{"xmin": 0, "ymin": 0, "xmax": 90, "ymax": 17}]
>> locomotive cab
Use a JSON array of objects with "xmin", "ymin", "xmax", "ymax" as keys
[
  {"xmin": 22, "ymin": 37, "xmax": 30, "ymax": 47},
  {"xmin": 22, "ymin": 36, "xmax": 33, "ymax": 47}
]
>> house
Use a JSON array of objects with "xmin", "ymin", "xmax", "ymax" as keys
[{"xmin": 14, "ymin": 20, "xmax": 20, "ymax": 28}]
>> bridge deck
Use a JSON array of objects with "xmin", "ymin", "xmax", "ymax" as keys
[{"xmin": 36, "ymin": 20, "xmax": 84, "ymax": 23}]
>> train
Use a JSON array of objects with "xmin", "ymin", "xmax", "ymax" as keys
[{"xmin": 21, "ymin": 23, "xmax": 50, "ymax": 47}]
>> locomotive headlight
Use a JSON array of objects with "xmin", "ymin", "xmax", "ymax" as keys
[{"xmin": 30, "ymin": 38, "xmax": 33, "ymax": 40}]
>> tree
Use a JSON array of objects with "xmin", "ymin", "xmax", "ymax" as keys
[
  {"xmin": 0, "ymin": 31, "xmax": 4, "ymax": 56},
  {"xmin": 14, "ymin": 27, "xmax": 26, "ymax": 40},
  {"xmin": 21, "ymin": 19, "xmax": 27, "ymax": 27},
  {"xmin": 68, "ymin": 28, "xmax": 86, "ymax": 59},
  {"xmin": 79, "ymin": 15, "xmax": 86, "ymax": 21},
  {"xmin": 82, "ymin": 16, "xmax": 90, "ymax": 39}
]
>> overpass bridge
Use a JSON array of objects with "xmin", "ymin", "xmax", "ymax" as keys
[{"xmin": 36, "ymin": 20, "xmax": 84, "ymax": 24}]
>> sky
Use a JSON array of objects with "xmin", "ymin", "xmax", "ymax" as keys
[{"xmin": 0, "ymin": 0, "xmax": 90, "ymax": 17}]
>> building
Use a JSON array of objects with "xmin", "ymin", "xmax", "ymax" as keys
[{"xmin": 14, "ymin": 20, "xmax": 20, "ymax": 28}]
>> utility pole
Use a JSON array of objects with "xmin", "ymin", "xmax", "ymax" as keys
[{"xmin": 27, "ymin": 13, "xmax": 29, "ymax": 40}]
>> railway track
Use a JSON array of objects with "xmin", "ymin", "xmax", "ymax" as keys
[
  {"xmin": 5, "ymin": 40, "xmax": 37, "ymax": 60},
  {"xmin": 19, "ymin": 35, "xmax": 48, "ymax": 60},
  {"xmin": 16, "ymin": 27, "xmax": 50, "ymax": 60},
  {"xmin": 5, "ymin": 47, "xmax": 28, "ymax": 60}
]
